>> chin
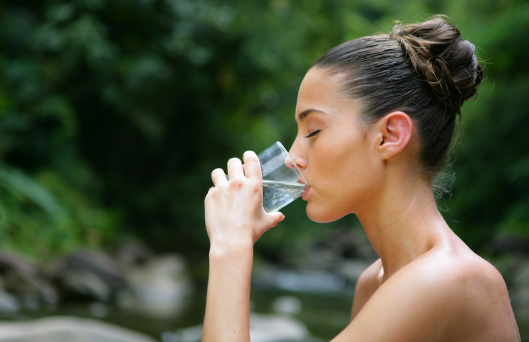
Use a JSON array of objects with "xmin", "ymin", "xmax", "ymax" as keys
[{"xmin": 305, "ymin": 202, "xmax": 348, "ymax": 223}]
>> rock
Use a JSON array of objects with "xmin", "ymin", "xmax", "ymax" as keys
[
  {"xmin": 0, "ymin": 290, "xmax": 20, "ymax": 314},
  {"xmin": 338, "ymin": 259, "xmax": 370, "ymax": 282},
  {"xmin": 115, "ymin": 239, "xmax": 152, "ymax": 265},
  {"xmin": 0, "ymin": 252, "xmax": 55, "ymax": 308},
  {"xmin": 61, "ymin": 269, "xmax": 111, "ymax": 302},
  {"xmin": 252, "ymin": 263, "xmax": 281, "ymax": 288},
  {"xmin": 344, "ymin": 228, "xmax": 378, "ymax": 262},
  {"xmin": 509, "ymin": 257, "xmax": 529, "ymax": 321},
  {"xmin": 89, "ymin": 302, "xmax": 109, "ymax": 318},
  {"xmin": 40, "ymin": 286, "xmax": 58, "ymax": 305},
  {"xmin": 249, "ymin": 313, "xmax": 313, "ymax": 342},
  {"xmin": 272, "ymin": 296, "xmax": 302, "ymax": 315},
  {"xmin": 511, "ymin": 286, "xmax": 529, "ymax": 321},
  {"xmin": 53, "ymin": 250, "xmax": 127, "ymax": 302},
  {"xmin": 0, "ymin": 316, "xmax": 157, "ymax": 342},
  {"xmin": 253, "ymin": 264, "xmax": 346, "ymax": 293},
  {"xmin": 296, "ymin": 228, "xmax": 378, "ymax": 268},
  {"xmin": 169, "ymin": 313, "xmax": 318, "ymax": 342},
  {"xmin": 0, "ymin": 252, "xmax": 45, "ymax": 296},
  {"xmin": 21, "ymin": 294, "xmax": 39, "ymax": 310},
  {"xmin": 164, "ymin": 324, "xmax": 203, "ymax": 342},
  {"xmin": 275, "ymin": 270, "xmax": 345, "ymax": 293},
  {"xmin": 0, "ymin": 253, "xmax": 38, "ymax": 280},
  {"xmin": 301, "ymin": 247, "xmax": 342, "ymax": 270},
  {"xmin": 118, "ymin": 254, "xmax": 193, "ymax": 318}
]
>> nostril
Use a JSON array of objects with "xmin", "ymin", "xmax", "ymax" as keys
[
  {"xmin": 289, "ymin": 154, "xmax": 306, "ymax": 170},
  {"xmin": 285, "ymin": 156, "xmax": 296, "ymax": 169}
]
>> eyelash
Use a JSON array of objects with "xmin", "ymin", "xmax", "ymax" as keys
[{"xmin": 305, "ymin": 129, "xmax": 321, "ymax": 138}]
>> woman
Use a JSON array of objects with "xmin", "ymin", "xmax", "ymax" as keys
[{"xmin": 203, "ymin": 16, "xmax": 521, "ymax": 341}]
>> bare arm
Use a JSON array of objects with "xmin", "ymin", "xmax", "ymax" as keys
[
  {"xmin": 203, "ymin": 152, "xmax": 283, "ymax": 342},
  {"xmin": 203, "ymin": 245, "xmax": 253, "ymax": 341},
  {"xmin": 350, "ymin": 259, "xmax": 381, "ymax": 321}
]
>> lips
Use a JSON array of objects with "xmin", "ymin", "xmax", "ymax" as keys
[
  {"xmin": 302, "ymin": 186, "xmax": 311, "ymax": 200},
  {"xmin": 297, "ymin": 175, "xmax": 310, "ymax": 200}
]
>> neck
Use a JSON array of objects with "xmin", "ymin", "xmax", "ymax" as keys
[{"xmin": 355, "ymin": 171, "xmax": 451, "ymax": 281}]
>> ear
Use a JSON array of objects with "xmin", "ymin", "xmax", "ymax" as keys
[{"xmin": 376, "ymin": 111, "xmax": 413, "ymax": 160}]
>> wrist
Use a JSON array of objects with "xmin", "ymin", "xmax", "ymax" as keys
[{"xmin": 209, "ymin": 239, "xmax": 254, "ymax": 259}]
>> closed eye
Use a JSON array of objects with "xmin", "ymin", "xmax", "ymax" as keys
[{"xmin": 305, "ymin": 129, "xmax": 321, "ymax": 138}]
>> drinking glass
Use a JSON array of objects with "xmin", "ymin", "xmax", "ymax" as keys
[
  {"xmin": 257, "ymin": 141, "xmax": 308, "ymax": 213},
  {"xmin": 226, "ymin": 142, "xmax": 308, "ymax": 212}
]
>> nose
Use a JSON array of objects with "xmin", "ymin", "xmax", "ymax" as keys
[{"xmin": 288, "ymin": 136, "xmax": 307, "ymax": 170}]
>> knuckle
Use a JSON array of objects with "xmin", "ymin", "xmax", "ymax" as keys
[
  {"xmin": 229, "ymin": 179, "xmax": 243, "ymax": 189},
  {"xmin": 250, "ymin": 182, "xmax": 261, "ymax": 193}
]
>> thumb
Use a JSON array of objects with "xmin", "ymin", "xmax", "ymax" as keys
[
  {"xmin": 267, "ymin": 212, "xmax": 285, "ymax": 228},
  {"xmin": 255, "ymin": 212, "xmax": 285, "ymax": 242}
]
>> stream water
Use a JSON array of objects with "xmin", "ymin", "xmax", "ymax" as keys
[{"xmin": 4, "ymin": 288, "xmax": 354, "ymax": 341}]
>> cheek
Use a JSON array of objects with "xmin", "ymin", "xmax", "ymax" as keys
[
  {"xmin": 313, "ymin": 130, "xmax": 367, "ymax": 185},
  {"xmin": 309, "ymin": 130, "xmax": 379, "ymax": 216}
]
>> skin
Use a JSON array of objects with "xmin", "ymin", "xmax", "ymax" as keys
[{"xmin": 203, "ymin": 67, "xmax": 521, "ymax": 341}]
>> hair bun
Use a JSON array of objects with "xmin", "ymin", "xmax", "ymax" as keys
[{"xmin": 390, "ymin": 16, "xmax": 483, "ymax": 115}]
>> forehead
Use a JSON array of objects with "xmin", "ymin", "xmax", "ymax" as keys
[{"xmin": 295, "ymin": 67, "xmax": 353, "ymax": 121}]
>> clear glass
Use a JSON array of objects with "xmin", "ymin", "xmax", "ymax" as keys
[{"xmin": 257, "ymin": 142, "xmax": 308, "ymax": 213}]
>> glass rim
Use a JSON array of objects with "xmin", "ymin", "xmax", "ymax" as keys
[{"xmin": 275, "ymin": 141, "xmax": 309, "ymax": 186}]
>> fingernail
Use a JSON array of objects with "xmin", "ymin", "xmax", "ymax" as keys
[{"xmin": 244, "ymin": 150, "xmax": 257, "ymax": 156}]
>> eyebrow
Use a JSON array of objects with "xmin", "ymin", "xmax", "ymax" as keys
[{"xmin": 296, "ymin": 108, "xmax": 326, "ymax": 122}]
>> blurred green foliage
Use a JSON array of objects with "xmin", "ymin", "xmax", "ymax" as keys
[{"xmin": 0, "ymin": 0, "xmax": 528, "ymax": 260}]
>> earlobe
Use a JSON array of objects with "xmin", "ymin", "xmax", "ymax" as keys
[{"xmin": 378, "ymin": 112, "xmax": 413, "ymax": 160}]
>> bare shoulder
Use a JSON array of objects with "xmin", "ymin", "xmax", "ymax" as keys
[
  {"xmin": 350, "ymin": 258, "xmax": 382, "ymax": 320},
  {"xmin": 425, "ymin": 248, "xmax": 518, "ymax": 340},
  {"xmin": 338, "ymin": 248, "xmax": 520, "ymax": 342},
  {"xmin": 417, "ymin": 248, "xmax": 519, "ymax": 341}
]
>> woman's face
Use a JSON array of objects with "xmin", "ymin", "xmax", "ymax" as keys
[{"xmin": 289, "ymin": 67, "xmax": 385, "ymax": 223}]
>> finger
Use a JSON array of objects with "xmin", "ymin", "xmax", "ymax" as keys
[
  {"xmin": 211, "ymin": 168, "xmax": 228, "ymax": 186},
  {"xmin": 243, "ymin": 151, "xmax": 262, "ymax": 181},
  {"xmin": 227, "ymin": 157, "xmax": 244, "ymax": 179},
  {"xmin": 226, "ymin": 166, "xmax": 245, "ymax": 180}
]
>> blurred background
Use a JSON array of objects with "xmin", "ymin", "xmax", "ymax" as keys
[{"xmin": 0, "ymin": 0, "xmax": 528, "ymax": 341}]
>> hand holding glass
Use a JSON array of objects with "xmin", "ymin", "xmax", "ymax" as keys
[{"xmin": 227, "ymin": 142, "xmax": 308, "ymax": 213}]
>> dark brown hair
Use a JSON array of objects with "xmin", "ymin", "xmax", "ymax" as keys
[{"xmin": 313, "ymin": 15, "xmax": 483, "ymax": 176}]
